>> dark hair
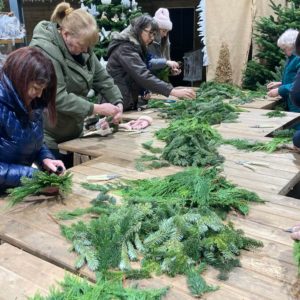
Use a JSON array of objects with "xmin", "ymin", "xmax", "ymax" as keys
[
  {"xmin": 131, "ymin": 14, "xmax": 159, "ymax": 53},
  {"xmin": 296, "ymin": 32, "xmax": 300, "ymax": 56},
  {"xmin": 1, "ymin": 46, "xmax": 57, "ymax": 124}
]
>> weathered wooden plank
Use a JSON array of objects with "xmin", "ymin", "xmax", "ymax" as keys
[{"xmin": 0, "ymin": 243, "xmax": 66, "ymax": 300}]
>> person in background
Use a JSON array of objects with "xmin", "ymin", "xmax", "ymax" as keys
[
  {"xmin": 148, "ymin": 7, "xmax": 181, "ymax": 76},
  {"xmin": 286, "ymin": 31, "xmax": 300, "ymax": 150},
  {"xmin": 0, "ymin": 47, "xmax": 65, "ymax": 190},
  {"xmin": 30, "ymin": 2, "xmax": 123, "ymax": 168},
  {"xmin": 267, "ymin": 29, "xmax": 300, "ymax": 113},
  {"xmin": 106, "ymin": 14, "xmax": 195, "ymax": 111}
]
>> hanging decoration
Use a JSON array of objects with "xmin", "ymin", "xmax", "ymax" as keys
[
  {"xmin": 197, "ymin": 0, "xmax": 208, "ymax": 66},
  {"xmin": 121, "ymin": 0, "xmax": 131, "ymax": 8},
  {"xmin": 100, "ymin": 11, "xmax": 108, "ymax": 21},
  {"xmin": 82, "ymin": 0, "xmax": 142, "ymax": 59},
  {"xmin": 111, "ymin": 14, "xmax": 120, "ymax": 23},
  {"xmin": 131, "ymin": 0, "xmax": 138, "ymax": 11}
]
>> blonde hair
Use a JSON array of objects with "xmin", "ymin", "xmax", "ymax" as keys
[
  {"xmin": 277, "ymin": 29, "xmax": 299, "ymax": 49},
  {"xmin": 51, "ymin": 2, "xmax": 99, "ymax": 47}
]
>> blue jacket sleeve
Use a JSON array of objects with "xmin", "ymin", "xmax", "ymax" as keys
[
  {"xmin": 278, "ymin": 83, "xmax": 293, "ymax": 98},
  {"xmin": 148, "ymin": 58, "xmax": 167, "ymax": 71},
  {"xmin": 290, "ymin": 71, "xmax": 300, "ymax": 108},
  {"xmin": 0, "ymin": 162, "xmax": 36, "ymax": 188},
  {"xmin": 35, "ymin": 144, "xmax": 55, "ymax": 167}
]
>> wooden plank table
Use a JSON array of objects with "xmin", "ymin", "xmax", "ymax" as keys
[
  {"xmin": 216, "ymin": 108, "xmax": 300, "ymax": 141},
  {"xmin": 236, "ymin": 96, "xmax": 281, "ymax": 109},
  {"xmin": 0, "ymin": 108, "xmax": 300, "ymax": 299},
  {"xmin": 0, "ymin": 243, "xmax": 66, "ymax": 300}
]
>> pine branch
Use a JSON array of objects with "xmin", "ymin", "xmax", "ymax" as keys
[{"xmin": 7, "ymin": 171, "xmax": 73, "ymax": 207}]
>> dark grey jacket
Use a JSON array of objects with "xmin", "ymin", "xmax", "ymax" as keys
[{"xmin": 106, "ymin": 27, "xmax": 173, "ymax": 110}]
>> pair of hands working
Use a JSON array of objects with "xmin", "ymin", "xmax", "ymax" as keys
[{"xmin": 266, "ymin": 81, "xmax": 282, "ymax": 97}]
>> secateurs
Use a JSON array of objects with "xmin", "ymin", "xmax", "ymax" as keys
[{"xmin": 234, "ymin": 160, "xmax": 269, "ymax": 171}]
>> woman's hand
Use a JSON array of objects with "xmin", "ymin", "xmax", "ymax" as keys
[
  {"xmin": 267, "ymin": 81, "xmax": 282, "ymax": 90},
  {"xmin": 93, "ymin": 103, "xmax": 119, "ymax": 116},
  {"xmin": 267, "ymin": 88, "xmax": 279, "ymax": 98},
  {"xmin": 93, "ymin": 103, "xmax": 123, "ymax": 124},
  {"xmin": 42, "ymin": 158, "xmax": 66, "ymax": 174},
  {"xmin": 170, "ymin": 87, "xmax": 196, "ymax": 99},
  {"xmin": 113, "ymin": 103, "xmax": 123, "ymax": 124},
  {"xmin": 166, "ymin": 60, "xmax": 180, "ymax": 69}
]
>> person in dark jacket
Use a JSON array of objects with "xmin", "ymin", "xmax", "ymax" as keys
[
  {"xmin": 289, "ymin": 32, "xmax": 300, "ymax": 149},
  {"xmin": 148, "ymin": 8, "xmax": 181, "ymax": 76},
  {"xmin": 0, "ymin": 47, "xmax": 65, "ymax": 190},
  {"xmin": 267, "ymin": 29, "xmax": 300, "ymax": 113},
  {"xmin": 30, "ymin": 2, "xmax": 123, "ymax": 167},
  {"xmin": 106, "ymin": 14, "xmax": 196, "ymax": 111}
]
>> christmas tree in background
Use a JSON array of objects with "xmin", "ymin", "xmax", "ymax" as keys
[
  {"xmin": 215, "ymin": 42, "xmax": 233, "ymax": 84},
  {"xmin": 243, "ymin": 0, "xmax": 300, "ymax": 90},
  {"xmin": 82, "ymin": 0, "xmax": 142, "ymax": 62}
]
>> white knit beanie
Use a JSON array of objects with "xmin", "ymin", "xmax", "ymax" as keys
[{"xmin": 153, "ymin": 8, "xmax": 173, "ymax": 31}]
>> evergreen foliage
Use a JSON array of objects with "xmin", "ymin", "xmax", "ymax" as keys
[
  {"xmin": 265, "ymin": 110, "xmax": 286, "ymax": 118},
  {"xmin": 63, "ymin": 168, "xmax": 263, "ymax": 287},
  {"xmin": 243, "ymin": 0, "xmax": 300, "ymax": 89},
  {"xmin": 84, "ymin": 0, "xmax": 142, "ymax": 59},
  {"xmin": 187, "ymin": 264, "xmax": 219, "ymax": 297},
  {"xmin": 29, "ymin": 274, "xmax": 168, "ymax": 300},
  {"xmin": 294, "ymin": 241, "xmax": 300, "ymax": 274},
  {"xmin": 6, "ymin": 171, "xmax": 73, "ymax": 207},
  {"xmin": 224, "ymin": 136, "xmax": 292, "ymax": 153}
]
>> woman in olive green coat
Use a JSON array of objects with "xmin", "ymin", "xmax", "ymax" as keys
[{"xmin": 30, "ymin": 2, "xmax": 123, "ymax": 167}]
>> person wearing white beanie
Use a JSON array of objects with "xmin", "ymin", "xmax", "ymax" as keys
[{"xmin": 148, "ymin": 8, "xmax": 181, "ymax": 76}]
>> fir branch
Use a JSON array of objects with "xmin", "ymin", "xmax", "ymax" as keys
[
  {"xmin": 265, "ymin": 110, "xmax": 286, "ymax": 118},
  {"xmin": 187, "ymin": 266, "xmax": 219, "ymax": 297},
  {"xmin": 142, "ymin": 141, "xmax": 163, "ymax": 154},
  {"xmin": 29, "ymin": 274, "xmax": 168, "ymax": 300},
  {"xmin": 6, "ymin": 171, "xmax": 73, "ymax": 207},
  {"xmin": 294, "ymin": 241, "xmax": 300, "ymax": 274}
]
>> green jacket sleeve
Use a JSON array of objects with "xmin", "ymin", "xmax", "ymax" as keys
[
  {"xmin": 92, "ymin": 54, "xmax": 123, "ymax": 105},
  {"xmin": 52, "ymin": 59, "xmax": 94, "ymax": 120}
]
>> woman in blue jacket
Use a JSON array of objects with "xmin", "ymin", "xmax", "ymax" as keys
[
  {"xmin": 267, "ymin": 29, "xmax": 300, "ymax": 112},
  {"xmin": 0, "ymin": 47, "xmax": 65, "ymax": 190}
]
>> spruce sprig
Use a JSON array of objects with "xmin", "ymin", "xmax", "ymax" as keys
[{"xmin": 6, "ymin": 171, "xmax": 73, "ymax": 207}]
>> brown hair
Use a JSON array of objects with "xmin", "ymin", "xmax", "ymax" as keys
[
  {"xmin": 51, "ymin": 2, "xmax": 99, "ymax": 47},
  {"xmin": 131, "ymin": 14, "xmax": 159, "ymax": 54},
  {"xmin": 1, "ymin": 47, "xmax": 57, "ymax": 124}
]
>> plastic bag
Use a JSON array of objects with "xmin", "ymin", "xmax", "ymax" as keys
[{"xmin": 0, "ymin": 15, "xmax": 25, "ymax": 40}]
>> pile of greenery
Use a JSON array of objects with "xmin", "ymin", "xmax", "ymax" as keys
[
  {"xmin": 243, "ymin": 0, "xmax": 300, "ymax": 89},
  {"xmin": 29, "ymin": 274, "xmax": 168, "ymax": 300},
  {"xmin": 51, "ymin": 81, "xmax": 275, "ymax": 297},
  {"xmin": 224, "ymin": 128, "xmax": 295, "ymax": 153},
  {"xmin": 139, "ymin": 82, "xmax": 267, "ymax": 170},
  {"xmin": 58, "ymin": 168, "xmax": 262, "ymax": 298},
  {"xmin": 150, "ymin": 82, "xmax": 265, "ymax": 119}
]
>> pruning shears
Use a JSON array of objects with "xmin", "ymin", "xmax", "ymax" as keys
[
  {"xmin": 250, "ymin": 125, "xmax": 274, "ymax": 128},
  {"xmin": 235, "ymin": 160, "xmax": 269, "ymax": 171},
  {"xmin": 86, "ymin": 174, "xmax": 121, "ymax": 181}
]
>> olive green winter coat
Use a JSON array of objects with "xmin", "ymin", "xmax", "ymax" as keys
[{"xmin": 30, "ymin": 21, "xmax": 123, "ymax": 149}]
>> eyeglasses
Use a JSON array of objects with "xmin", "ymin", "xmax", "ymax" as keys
[{"xmin": 143, "ymin": 29, "xmax": 156, "ymax": 37}]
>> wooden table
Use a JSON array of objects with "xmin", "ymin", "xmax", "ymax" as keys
[{"xmin": 0, "ymin": 108, "xmax": 300, "ymax": 299}]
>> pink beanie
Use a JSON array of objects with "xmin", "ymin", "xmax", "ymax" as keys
[{"xmin": 154, "ymin": 8, "xmax": 173, "ymax": 31}]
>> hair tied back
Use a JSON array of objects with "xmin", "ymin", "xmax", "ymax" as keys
[{"xmin": 65, "ymin": 7, "xmax": 74, "ymax": 16}]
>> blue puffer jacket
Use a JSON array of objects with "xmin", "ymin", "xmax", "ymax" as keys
[{"xmin": 0, "ymin": 75, "xmax": 55, "ymax": 189}]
